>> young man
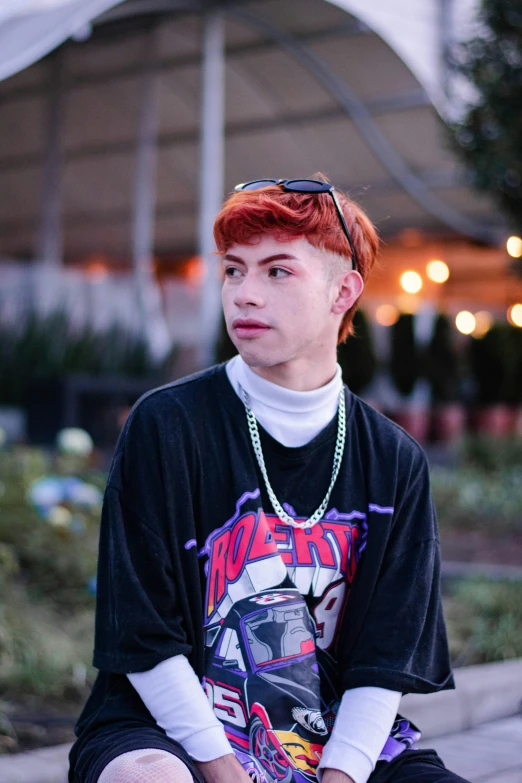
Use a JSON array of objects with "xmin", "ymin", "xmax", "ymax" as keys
[{"xmin": 69, "ymin": 178, "xmax": 469, "ymax": 783}]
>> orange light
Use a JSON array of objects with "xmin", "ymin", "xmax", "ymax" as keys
[
  {"xmin": 426, "ymin": 260, "xmax": 449, "ymax": 283},
  {"xmin": 506, "ymin": 236, "xmax": 522, "ymax": 258},
  {"xmin": 455, "ymin": 311, "xmax": 476, "ymax": 335},
  {"xmin": 86, "ymin": 261, "xmax": 108, "ymax": 282},
  {"xmin": 375, "ymin": 304, "xmax": 399, "ymax": 326},
  {"xmin": 508, "ymin": 303, "xmax": 522, "ymax": 327},
  {"xmin": 400, "ymin": 271, "xmax": 423, "ymax": 294},
  {"xmin": 473, "ymin": 311, "xmax": 493, "ymax": 337}
]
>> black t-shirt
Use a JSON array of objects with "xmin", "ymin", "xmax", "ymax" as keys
[{"xmin": 72, "ymin": 364, "xmax": 454, "ymax": 780}]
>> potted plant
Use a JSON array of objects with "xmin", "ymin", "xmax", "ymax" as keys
[
  {"xmin": 425, "ymin": 314, "xmax": 465, "ymax": 442},
  {"xmin": 504, "ymin": 325, "xmax": 522, "ymax": 434},
  {"xmin": 389, "ymin": 313, "xmax": 429, "ymax": 442},
  {"xmin": 337, "ymin": 310, "xmax": 377, "ymax": 395}
]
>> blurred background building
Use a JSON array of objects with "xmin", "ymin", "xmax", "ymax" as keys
[{"xmin": 0, "ymin": 0, "xmax": 521, "ymax": 445}]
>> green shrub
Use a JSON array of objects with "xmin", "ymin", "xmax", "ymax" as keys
[
  {"xmin": 431, "ymin": 464, "xmax": 522, "ymax": 532},
  {"xmin": 0, "ymin": 586, "xmax": 95, "ymax": 699},
  {"xmin": 460, "ymin": 434, "xmax": 522, "ymax": 472},
  {"xmin": 444, "ymin": 577, "xmax": 522, "ymax": 666},
  {"xmin": 0, "ymin": 310, "xmax": 176, "ymax": 406},
  {"xmin": 0, "ymin": 446, "xmax": 100, "ymax": 702},
  {"xmin": 337, "ymin": 310, "xmax": 377, "ymax": 395},
  {"xmin": 390, "ymin": 314, "xmax": 421, "ymax": 397},
  {"xmin": 426, "ymin": 314, "xmax": 460, "ymax": 404},
  {"xmin": 0, "ymin": 448, "xmax": 102, "ymax": 608}
]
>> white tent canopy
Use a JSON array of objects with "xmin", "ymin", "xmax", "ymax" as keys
[
  {"xmin": 0, "ymin": 0, "xmax": 500, "ymax": 260},
  {"xmin": 0, "ymin": 0, "xmax": 129, "ymax": 82},
  {"xmin": 0, "ymin": 0, "xmax": 481, "ymax": 113}
]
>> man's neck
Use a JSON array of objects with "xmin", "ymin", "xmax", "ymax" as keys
[{"xmin": 247, "ymin": 356, "xmax": 338, "ymax": 392}]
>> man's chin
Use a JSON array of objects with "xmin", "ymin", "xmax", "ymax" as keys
[{"xmin": 236, "ymin": 347, "xmax": 283, "ymax": 369}]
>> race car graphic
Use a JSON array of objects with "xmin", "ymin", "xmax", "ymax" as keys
[{"xmin": 204, "ymin": 589, "xmax": 338, "ymax": 782}]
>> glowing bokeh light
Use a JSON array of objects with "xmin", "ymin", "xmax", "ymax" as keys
[
  {"xmin": 400, "ymin": 270, "xmax": 423, "ymax": 294},
  {"xmin": 508, "ymin": 303, "xmax": 522, "ymax": 327},
  {"xmin": 455, "ymin": 311, "xmax": 476, "ymax": 335},
  {"xmin": 426, "ymin": 260, "xmax": 450, "ymax": 283},
  {"xmin": 506, "ymin": 236, "xmax": 522, "ymax": 258},
  {"xmin": 396, "ymin": 295, "xmax": 419, "ymax": 314},
  {"xmin": 375, "ymin": 304, "xmax": 400, "ymax": 326},
  {"xmin": 473, "ymin": 310, "xmax": 493, "ymax": 337}
]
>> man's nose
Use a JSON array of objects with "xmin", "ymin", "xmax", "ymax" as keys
[{"xmin": 233, "ymin": 275, "xmax": 265, "ymax": 308}]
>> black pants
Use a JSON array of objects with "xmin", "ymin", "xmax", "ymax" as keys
[
  {"xmin": 372, "ymin": 748, "xmax": 470, "ymax": 782},
  {"xmin": 70, "ymin": 727, "xmax": 470, "ymax": 783}
]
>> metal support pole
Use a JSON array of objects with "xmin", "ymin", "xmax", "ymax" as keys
[
  {"xmin": 132, "ymin": 25, "xmax": 171, "ymax": 361},
  {"xmin": 36, "ymin": 49, "xmax": 64, "ymax": 266},
  {"xmin": 439, "ymin": 0, "xmax": 454, "ymax": 104},
  {"xmin": 197, "ymin": 10, "xmax": 225, "ymax": 369}
]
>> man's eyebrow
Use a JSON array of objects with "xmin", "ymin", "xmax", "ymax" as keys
[{"xmin": 223, "ymin": 253, "xmax": 299, "ymax": 265}]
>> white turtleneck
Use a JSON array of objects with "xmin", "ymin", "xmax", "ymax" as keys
[
  {"xmin": 225, "ymin": 354, "xmax": 343, "ymax": 447},
  {"xmin": 128, "ymin": 356, "xmax": 401, "ymax": 783}
]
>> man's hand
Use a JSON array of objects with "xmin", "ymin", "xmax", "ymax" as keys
[
  {"xmin": 322, "ymin": 769, "xmax": 356, "ymax": 783},
  {"xmin": 196, "ymin": 753, "xmax": 253, "ymax": 783}
]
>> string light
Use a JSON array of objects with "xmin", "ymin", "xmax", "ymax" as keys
[
  {"xmin": 426, "ymin": 260, "xmax": 449, "ymax": 283},
  {"xmin": 455, "ymin": 311, "xmax": 476, "ymax": 335},
  {"xmin": 506, "ymin": 236, "xmax": 522, "ymax": 258},
  {"xmin": 473, "ymin": 311, "xmax": 493, "ymax": 337},
  {"xmin": 400, "ymin": 271, "xmax": 423, "ymax": 294},
  {"xmin": 508, "ymin": 304, "xmax": 522, "ymax": 327}
]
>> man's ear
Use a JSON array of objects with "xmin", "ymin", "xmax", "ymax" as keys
[{"xmin": 332, "ymin": 270, "xmax": 364, "ymax": 315}]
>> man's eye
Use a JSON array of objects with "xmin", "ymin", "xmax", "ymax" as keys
[
  {"xmin": 268, "ymin": 267, "xmax": 290, "ymax": 278},
  {"xmin": 225, "ymin": 267, "xmax": 241, "ymax": 277}
]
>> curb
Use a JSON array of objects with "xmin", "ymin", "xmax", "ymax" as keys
[
  {"xmin": 0, "ymin": 742, "xmax": 71, "ymax": 783},
  {"xmin": 441, "ymin": 561, "xmax": 522, "ymax": 581},
  {"xmin": 401, "ymin": 657, "xmax": 522, "ymax": 739},
  {"xmin": 1, "ymin": 658, "xmax": 521, "ymax": 783}
]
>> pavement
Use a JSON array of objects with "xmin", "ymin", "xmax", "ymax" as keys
[
  {"xmin": 1, "ymin": 658, "xmax": 521, "ymax": 783},
  {"xmin": 417, "ymin": 716, "xmax": 522, "ymax": 783}
]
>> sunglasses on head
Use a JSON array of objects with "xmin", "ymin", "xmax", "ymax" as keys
[{"xmin": 234, "ymin": 178, "xmax": 358, "ymax": 272}]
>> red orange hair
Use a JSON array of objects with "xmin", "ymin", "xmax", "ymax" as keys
[{"xmin": 213, "ymin": 177, "xmax": 379, "ymax": 342}]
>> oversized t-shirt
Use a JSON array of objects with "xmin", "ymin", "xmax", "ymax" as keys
[{"xmin": 72, "ymin": 364, "xmax": 454, "ymax": 783}]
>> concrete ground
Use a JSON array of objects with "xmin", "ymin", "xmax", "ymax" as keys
[{"xmin": 418, "ymin": 716, "xmax": 522, "ymax": 783}]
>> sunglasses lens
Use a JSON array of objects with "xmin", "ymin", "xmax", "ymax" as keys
[
  {"xmin": 235, "ymin": 180, "xmax": 279, "ymax": 191},
  {"xmin": 285, "ymin": 179, "xmax": 331, "ymax": 193}
]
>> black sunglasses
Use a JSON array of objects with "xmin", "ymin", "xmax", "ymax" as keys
[{"xmin": 234, "ymin": 178, "xmax": 358, "ymax": 272}]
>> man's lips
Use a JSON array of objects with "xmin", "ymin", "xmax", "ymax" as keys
[{"xmin": 232, "ymin": 319, "xmax": 271, "ymax": 337}]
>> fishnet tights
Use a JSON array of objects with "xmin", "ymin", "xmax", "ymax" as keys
[{"xmin": 96, "ymin": 748, "xmax": 194, "ymax": 783}]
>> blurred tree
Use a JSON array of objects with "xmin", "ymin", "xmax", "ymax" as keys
[
  {"xmin": 468, "ymin": 323, "xmax": 511, "ymax": 403},
  {"xmin": 337, "ymin": 310, "xmax": 377, "ymax": 394},
  {"xmin": 426, "ymin": 314, "xmax": 460, "ymax": 403},
  {"xmin": 450, "ymin": 0, "xmax": 522, "ymax": 233},
  {"xmin": 390, "ymin": 314, "xmax": 421, "ymax": 397}
]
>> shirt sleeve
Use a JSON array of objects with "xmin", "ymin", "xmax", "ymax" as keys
[
  {"xmin": 128, "ymin": 656, "xmax": 234, "ymax": 762},
  {"xmin": 339, "ymin": 445, "xmax": 454, "ymax": 696},
  {"xmin": 316, "ymin": 687, "xmax": 401, "ymax": 783},
  {"xmin": 93, "ymin": 397, "xmax": 193, "ymax": 673}
]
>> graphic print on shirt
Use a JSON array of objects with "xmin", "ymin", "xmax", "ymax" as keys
[{"xmin": 198, "ymin": 490, "xmax": 368, "ymax": 782}]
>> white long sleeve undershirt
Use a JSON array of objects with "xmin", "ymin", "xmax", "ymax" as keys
[{"xmin": 128, "ymin": 355, "xmax": 402, "ymax": 783}]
